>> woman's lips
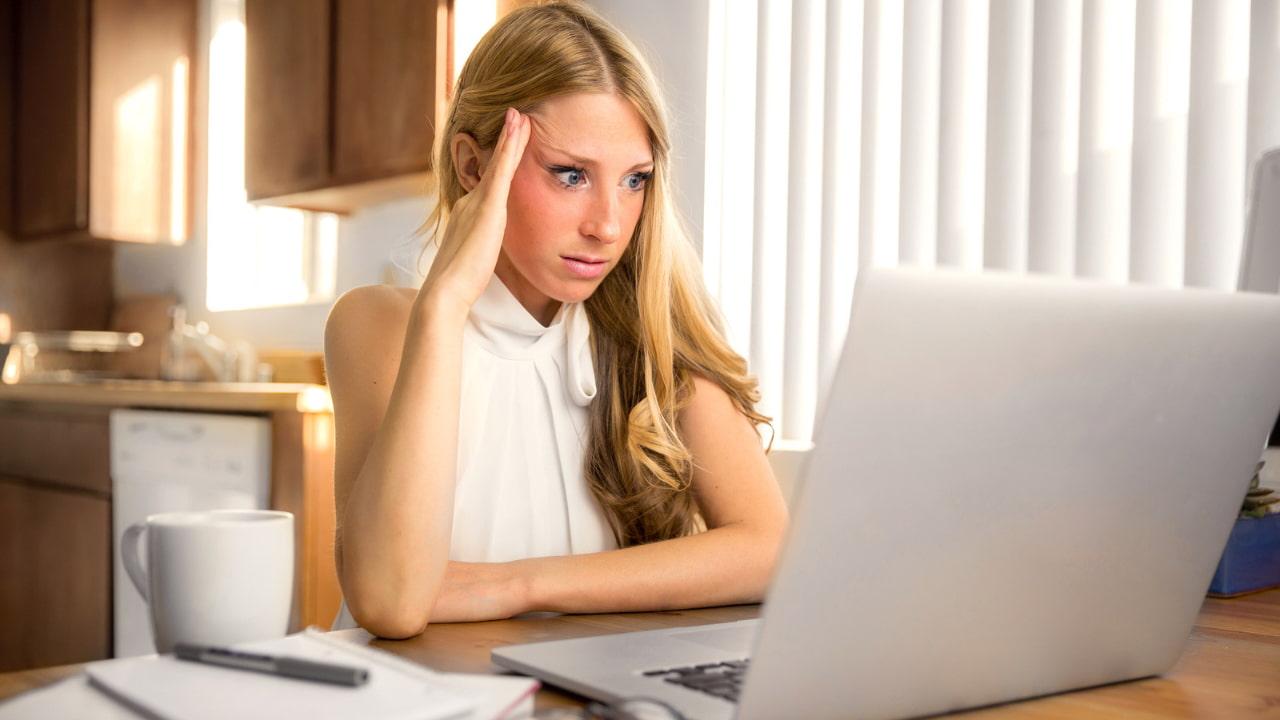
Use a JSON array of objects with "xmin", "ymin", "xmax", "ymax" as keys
[{"xmin": 562, "ymin": 256, "xmax": 607, "ymax": 279}]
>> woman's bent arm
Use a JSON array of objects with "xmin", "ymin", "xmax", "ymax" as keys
[
  {"xmin": 325, "ymin": 288, "xmax": 469, "ymax": 639},
  {"xmin": 327, "ymin": 110, "xmax": 532, "ymax": 639}
]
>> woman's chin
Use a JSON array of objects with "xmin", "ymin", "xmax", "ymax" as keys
[{"xmin": 550, "ymin": 276, "xmax": 610, "ymax": 305}]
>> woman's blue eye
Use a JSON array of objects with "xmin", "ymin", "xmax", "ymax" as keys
[
  {"xmin": 551, "ymin": 166, "xmax": 585, "ymax": 187},
  {"xmin": 624, "ymin": 172, "xmax": 652, "ymax": 191}
]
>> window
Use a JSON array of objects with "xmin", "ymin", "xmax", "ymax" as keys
[
  {"xmin": 203, "ymin": 0, "xmax": 337, "ymax": 312},
  {"xmin": 706, "ymin": 0, "xmax": 1280, "ymax": 443},
  {"xmin": 200, "ymin": 0, "xmax": 498, "ymax": 311}
]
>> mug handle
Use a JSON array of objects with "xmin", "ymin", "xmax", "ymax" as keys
[{"xmin": 121, "ymin": 521, "xmax": 150, "ymax": 603}]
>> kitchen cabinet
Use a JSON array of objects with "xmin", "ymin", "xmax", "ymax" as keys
[
  {"xmin": 0, "ymin": 387, "xmax": 338, "ymax": 673},
  {"xmin": 1, "ymin": 0, "xmax": 14, "ymax": 235},
  {"xmin": 0, "ymin": 405, "xmax": 112, "ymax": 672},
  {"xmin": 12, "ymin": 0, "xmax": 195, "ymax": 243},
  {"xmin": 244, "ymin": 0, "xmax": 452, "ymax": 213}
]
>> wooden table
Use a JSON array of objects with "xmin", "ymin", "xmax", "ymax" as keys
[{"xmin": 1, "ymin": 589, "xmax": 1277, "ymax": 717}]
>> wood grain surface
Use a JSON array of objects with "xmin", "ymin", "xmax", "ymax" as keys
[{"xmin": 1, "ymin": 591, "xmax": 1276, "ymax": 717}]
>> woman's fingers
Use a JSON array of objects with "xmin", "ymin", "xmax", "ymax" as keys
[
  {"xmin": 415, "ymin": 109, "xmax": 531, "ymax": 315},
  {"xmin": 476, "ymin": 108, "xmax": 531, "ymax": 208}
]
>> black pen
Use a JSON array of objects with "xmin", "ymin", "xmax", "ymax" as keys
[{"xmin": 174, "ymin": 643, "xmax": 370, "ymax": 687}]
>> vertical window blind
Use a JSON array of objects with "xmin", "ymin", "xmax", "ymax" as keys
[{"xmin": 703, "ymin": 0, "xmax": 1280, "ymax": 443}]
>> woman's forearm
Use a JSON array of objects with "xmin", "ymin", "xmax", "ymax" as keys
[
  {"xmin": 426, "ymin": 517, "xmax": 783, "ymax": 624},
  {"xmin": 519, "ymin": 523, "xmax": 781, "ymax": 614}
]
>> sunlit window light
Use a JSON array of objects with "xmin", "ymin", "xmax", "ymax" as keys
[
  {"xmin": 454, "ymin": 1, "xmax": 497, "ymax": 74},
  {"xmin": 114, "ymin": 77, "xmax": 161, "ymax": 239},
  {"xmin": 171, "ymin": 56, "xmax": 189, "ymax": 242},
  {"xmin": 205, "ymin": 1, "xmax": 337, "ymax": 312}
]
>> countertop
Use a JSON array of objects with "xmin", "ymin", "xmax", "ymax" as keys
[{"xmin": 0, "ymin": 380, "xmax": 332, "ymax": 413}]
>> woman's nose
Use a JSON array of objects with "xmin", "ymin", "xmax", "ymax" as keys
[{"xmin": 582, "ymin": 189, "xmax": 622, "ymax": 243}]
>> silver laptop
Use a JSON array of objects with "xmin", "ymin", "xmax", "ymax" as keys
[{"xmin": 493, "ymin": 266, "xmax": 1280, "ymax": 720}]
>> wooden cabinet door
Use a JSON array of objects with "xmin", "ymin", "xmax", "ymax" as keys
[
  {"xmin": 88, "ymin": 0, "xmax": 196, "ymax": 243},
  {"xmin": 244, "ymin": 0, "xmax": 333, "ymax": 202},
  {"xmin": 244, "ymin": 0, "xmax": 450, "ymax": 210},
  {"xmin": 0, "ymin": 405, "xmax": 112, "ymax": 671},
  {"xmin": 13, "ymin": 0, "xmax": 193, "ymax": 243},
  {"xmin": 14, "ymin": 0, "xmax": 91, "ymax": 238},
  {"xmin": 331, "ymin": 0, "xmax": 449, "ymax": 183},
  {"xmin": 1, "ymin": 0, "xmax": 13, "ymax": 234},
  {"xmin": 0, "ymin": 407, "xmax": 112, "ymax": 494},
  {"xmin": 0, "ymin": 479, "xmax": 111, "ymax": 672}
]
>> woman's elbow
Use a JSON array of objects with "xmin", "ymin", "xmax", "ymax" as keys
[
  {"xmin": 335, "ymin": 541, "xmax": 443, "ymax": 639},
  {"xmin": 349, "ymin": 599, "xmax": 432, "ymax": 640},
  {"xmin": 340, "ymin": 571, "xmax": 436, "ymax": 639}
]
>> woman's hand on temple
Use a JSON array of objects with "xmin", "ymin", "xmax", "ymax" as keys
[{"xmin": 419, "ymin": 108, "xmax": 532, "ymax": 319}]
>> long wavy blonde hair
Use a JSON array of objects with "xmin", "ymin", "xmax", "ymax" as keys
[{"xmin": 427, "ymin": 1, "xmax": 769, "ymax": 547}]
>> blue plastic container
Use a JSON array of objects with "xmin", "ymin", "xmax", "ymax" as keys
[{"xmin": 1208, "ymin": 512, "xmax": 1280, "ymax": 596}]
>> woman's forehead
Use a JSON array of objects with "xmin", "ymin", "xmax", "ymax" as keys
[{"xmin": 527, "ymin": 93, "xmax": 653, "ymax": 166}]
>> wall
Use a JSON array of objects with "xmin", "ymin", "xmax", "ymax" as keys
[
  {"xmin": 113, "ymin": 0, "xmax": 713, "ymax": 354},
  {"xmin": 114, "ymin": 198, "xmax": 427, "ymax": 352}
]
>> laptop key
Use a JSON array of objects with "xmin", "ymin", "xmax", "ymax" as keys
[{"xmin": 646, "ymin": 660, "xmax": 750, "ymax": 703}]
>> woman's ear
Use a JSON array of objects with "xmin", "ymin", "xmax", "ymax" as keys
[{"xmin": 452, "ymin": 133, "xmax": 489, "ymax": 192}]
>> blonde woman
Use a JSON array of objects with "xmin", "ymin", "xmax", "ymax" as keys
[{"xmin": 324, "ymin": 1, "xmax": 788, "ymax": 638}]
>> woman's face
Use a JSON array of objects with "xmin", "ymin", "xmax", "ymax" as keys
[{"xmin": 496, "ymin": 92, "xmax": 653, "ymax": 325}]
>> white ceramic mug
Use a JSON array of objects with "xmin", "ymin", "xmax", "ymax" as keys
[{"xmin": 122, "ymin": 509, "xmax": 295, "ymax": 654}]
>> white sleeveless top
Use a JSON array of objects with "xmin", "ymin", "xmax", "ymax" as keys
[{"xmin": 331, "ymin": 276, "xmax": 618, "ymax": 630}]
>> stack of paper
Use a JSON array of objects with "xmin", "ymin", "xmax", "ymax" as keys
[{"xmin": 0, "ymin": 630, "xmax": 537, "ymax": 720}]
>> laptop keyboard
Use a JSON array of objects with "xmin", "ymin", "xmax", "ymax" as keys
[{"xmin": 642, "ymin": 659, "xmax": 750, "ymax": 702}]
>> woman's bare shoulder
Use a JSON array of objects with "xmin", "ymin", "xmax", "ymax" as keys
[
  {"xmin": 324, "ymin": 285, "xmax": 418, "ymax": 376},
  {"xmin": 684, "ymin": 372, "xmax": 729, "ymax": 407},
  {"xmin": 327, "ymin": 285, "xmax": 416, "ymax": 336},
  {"xmin": 331, "ymin": 283, "xmax": 416, "ymax": 316}
]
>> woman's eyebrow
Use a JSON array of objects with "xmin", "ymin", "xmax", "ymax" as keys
[
  {"xmin": 543, "ymin": 150, "xmax": 655, "ymax": 174},
  {"xmin": 538, "ymin": 143, "xmax": 593, "ymax": 166},
  {"xmin": 535, "ymin": 137, "xmax": 653, "ymax": 171}
]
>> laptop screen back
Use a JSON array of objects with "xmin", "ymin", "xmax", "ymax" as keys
[{"xmin": 738, "ymin": 266, "xmax": 1280, "ymax": 720}]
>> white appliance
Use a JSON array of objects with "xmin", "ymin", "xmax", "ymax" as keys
[{"xmin": 110, "ymin": 409, "xmax": 271, "ymax": 658}]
